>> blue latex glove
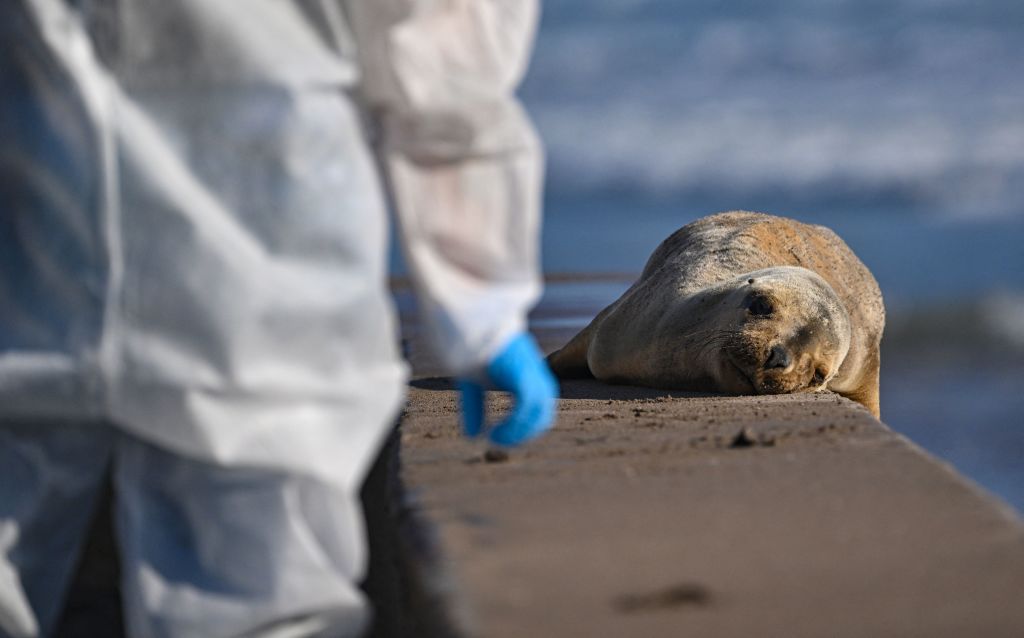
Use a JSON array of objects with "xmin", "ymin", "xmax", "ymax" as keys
[{"xmin": 457, "ymin": 332, "xmax": 559, "ymax": 446}]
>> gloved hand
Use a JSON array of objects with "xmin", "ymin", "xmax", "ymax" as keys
[{"xmin": 457, "ymin": 332, "xmax": 559, "ymax": 446}]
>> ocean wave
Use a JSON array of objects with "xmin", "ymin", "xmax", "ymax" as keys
[
  {"xmin": 886, "ymin": 292, "xmax": 1024, "ymax": 353},
  {"xmin": 523, "ymin": 1, "xmax": 1024, "ymax": 219}
]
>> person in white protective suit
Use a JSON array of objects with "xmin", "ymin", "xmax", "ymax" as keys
[{"xmin": 0, "ymin": 1, "xmax": 557, "ymax": 636}]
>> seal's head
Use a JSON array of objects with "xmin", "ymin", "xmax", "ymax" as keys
[{"xmin": 703, "ymin": 266, "xmax": 852, "ymax": 396}]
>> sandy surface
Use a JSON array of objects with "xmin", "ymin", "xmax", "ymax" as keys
[{"xmin": 397, "ymin": 378, "xmax": 1024, "ymax": 638}]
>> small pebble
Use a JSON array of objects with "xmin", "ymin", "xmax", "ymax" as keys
[
  {"xmin": 729, "ymin": 427, "xmax": 757, "ymax": 448},
  {"xmin": 614, "ymin": 582, "xmax": 712, "ymax": 613},
  {"xmin": 484, "ymin": 448, "xmax": 509, "ymax": 463}
]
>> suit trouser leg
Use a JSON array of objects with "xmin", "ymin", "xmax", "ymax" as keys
[
  {"xmin": 114, "ymin": 436, "xmax": 371, "ymax": 638},
  {"xmin": 0, "ymin": 423, "xmax": 115, "ymax": 638}
]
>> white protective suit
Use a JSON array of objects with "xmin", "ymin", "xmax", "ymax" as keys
[{"xmin": 0, "ymin": 0, "xmax": 543, "ymax": 636}]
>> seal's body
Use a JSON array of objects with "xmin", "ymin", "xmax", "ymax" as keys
[{"xmin": 548, "ymin": 212, "xmax": 885, "ymax": 416}]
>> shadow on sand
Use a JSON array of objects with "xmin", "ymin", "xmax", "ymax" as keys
[{"xmin": 409, "ymin": 377, "xmax": 717, "ymax": 401}]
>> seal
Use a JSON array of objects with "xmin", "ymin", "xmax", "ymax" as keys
[{"xmin": 548, "ymin": 211, "xmax": 885, "ymax": 416}]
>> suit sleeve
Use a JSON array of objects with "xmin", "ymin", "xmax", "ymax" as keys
[{"xmin": 346, "ymin": 0, "xmax": 544, "ymax": 376}]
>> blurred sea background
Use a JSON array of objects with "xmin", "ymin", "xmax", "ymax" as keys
[{"xmin": 522, "ymin": 0, "xmax": 1024, "ymax": 512}]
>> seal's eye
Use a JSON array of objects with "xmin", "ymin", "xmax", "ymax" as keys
[
  {"xmin": 812, "ymin": 368, "xmax": 827, "ymax": 386},
  {"xmin": 747, "ymin": 295, "xmax": 774, "ymax": 316}
]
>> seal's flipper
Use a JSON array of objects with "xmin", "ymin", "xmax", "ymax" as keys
[
  {"xmin": 835, "ymin": 349, "xmax": 881, "ymax": 418},
  {"xmin": 546, "ymin": 323, "xmax": 597, "ymax": 378},
  {"xmin": 546, "ymin": 292, "xmax": 630, "ymax": 379},
  {"xmin": 547, "ymin": 280, "xmax": 646, "ymax": 380}
]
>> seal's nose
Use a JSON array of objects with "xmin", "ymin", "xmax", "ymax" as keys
[{"xmin": 764, "ymin": 345, "xmax": 792, "ymax": 370}]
